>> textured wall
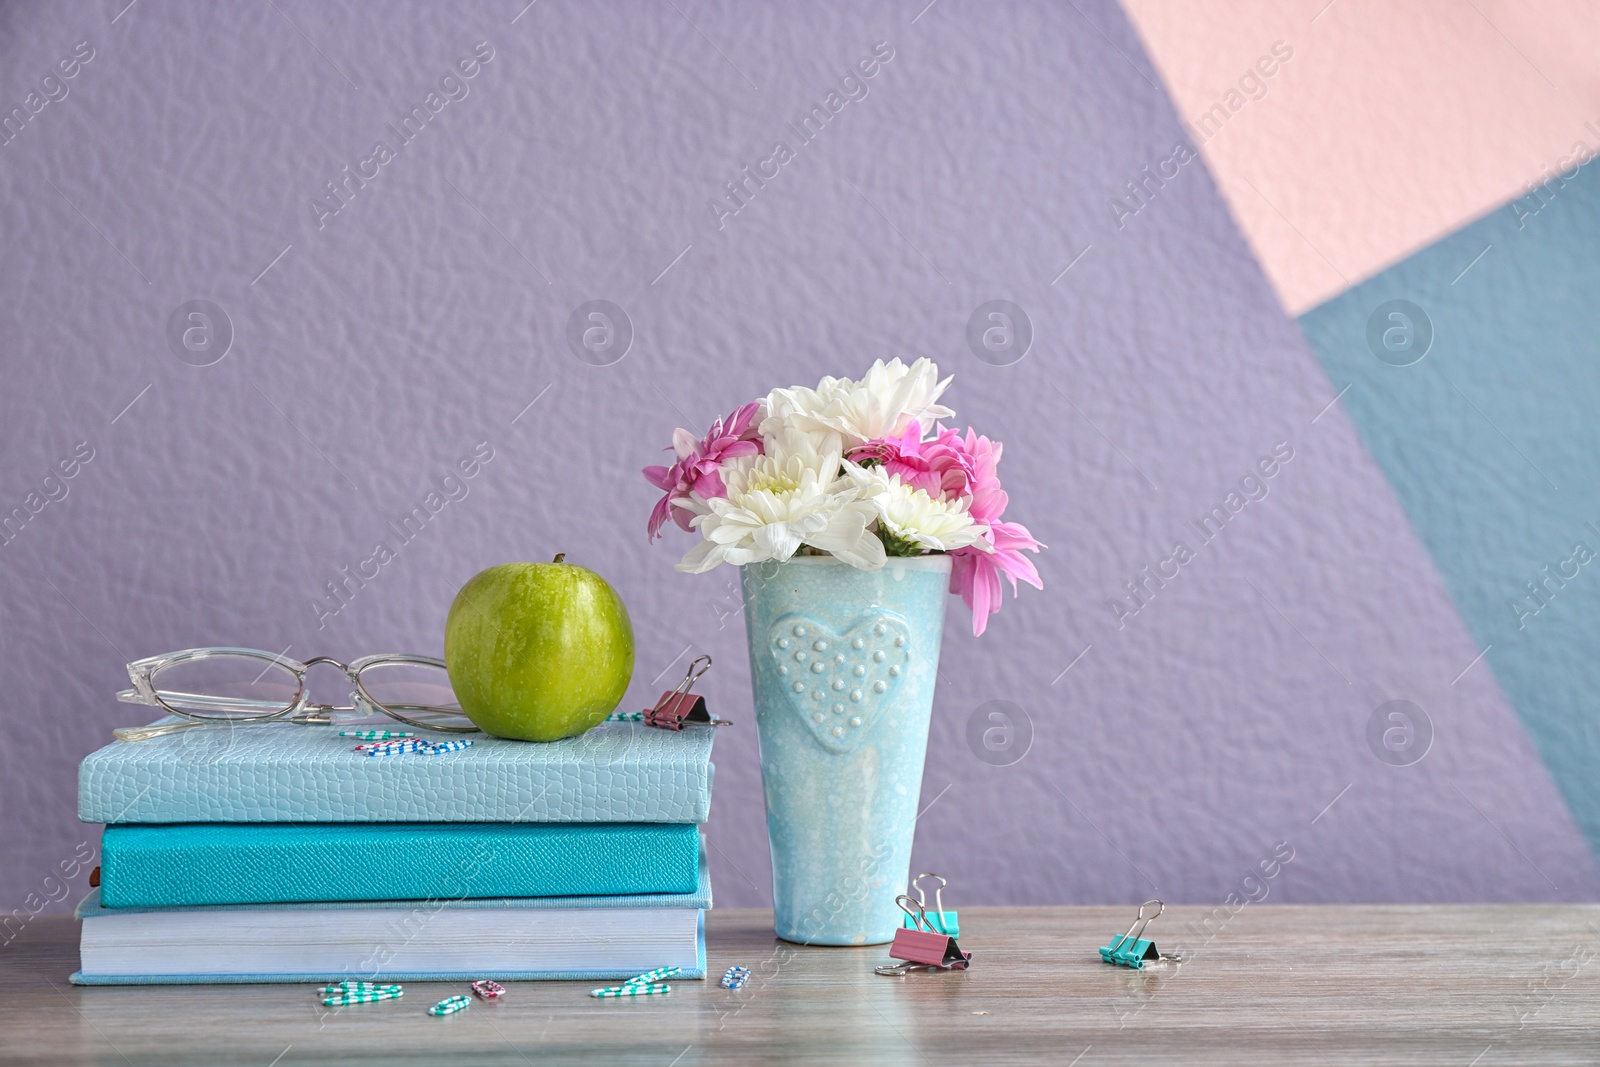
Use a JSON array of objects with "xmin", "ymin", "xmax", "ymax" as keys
[
  {"xmin": 1122, "ymin": 0, "xmax": 1600, "ymax": 313},
  {"xmin": 2, "ymin": 0, "xmax": 1593, "ymax": 921}
]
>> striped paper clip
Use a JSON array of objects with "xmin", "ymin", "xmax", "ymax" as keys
[
  {"xmin": 356, "ymin": 739, "xmax": 474, "ymax": 756},
  {"xmin": 624, "ymin": 966, "xmax": 681, "ymax": 987},
  {"xmin": 720, "ymin": 966, "xmax": 750, "ymax": 989},
  {"xmin": 323, "ymin": 988, "xmax": 403, "ymax": 1006},
  {"xmin": 471, "ymin": 979, "xmax": 505, "ymax": 1000},
  {"xmin": 422, "ymin": 739, "xmax": 474, "ymax": 754},
  {"xmin": 590, "ymin": 983, "xmax": 670, "ymax": 998},
  {"xmin": 318, "ymin": 981, "xmax": 402, "ymax": 994},
  {"xmin": 428, "ymin": 995, "xmax": 471, "ymax": 1016},
  {"xmin": 358, "ymin": 739, "xmax": 429, "ymax": 756}
]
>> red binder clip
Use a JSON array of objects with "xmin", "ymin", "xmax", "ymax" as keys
[
  {"xmin": 876, "ymin": 895, "xmax": 972, "ymax": 976},
  {"xmin": 644, "ymin": 655, "xmax": 731, "ymax": 731}
]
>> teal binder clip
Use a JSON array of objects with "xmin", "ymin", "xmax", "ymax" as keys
[
  {"xmin": 1100, "ymin": 899, "xmax": 1180, "ymax": 969},
  {"xmin": 901, "ymin": 873, "xmax": 958, "ymax": 938}
]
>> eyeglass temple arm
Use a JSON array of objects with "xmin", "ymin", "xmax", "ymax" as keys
[
  {"xmin": 116, "ymin": 687, "xmax": 361, "ymax": 714},
  {"xmin": 114, "ymin": 711, "xmax": 335, "ymax": 742},
  {"xmin": 117, "ymin": 688, "xmax": 296, "ymax": 711}
]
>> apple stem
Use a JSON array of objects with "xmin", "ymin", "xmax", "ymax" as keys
[{"xmin": 553, "ymin": 553, "xmax": 566, "ymax": 563}]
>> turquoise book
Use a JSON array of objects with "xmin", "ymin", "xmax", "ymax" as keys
[
  {"xmin": 98, "ymin": 822, "xmax": 702, "ymax": 907},
  {"xmin": 74, "ymin": 844, "xmax": 712, "ymax": 984},
  {"xmin": 79, "ymin": 718, "xmax": 715, "ymax": 824}
]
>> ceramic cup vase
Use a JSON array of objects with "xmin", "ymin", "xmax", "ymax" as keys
[{"xmin": 740, "ymin": 554, "xmax": 950, "ymax": 945}]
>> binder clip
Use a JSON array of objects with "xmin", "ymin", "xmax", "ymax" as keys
[
  {"xmin": 901, "ymin": 873, "xmax": 958, "ymax": 938},
  {"xmin": 875, "ymin": 895, "xmax": 972, "ymax": 976},
  {"xmin": 644, "ymin": 655, "xmax": 732, "ymax": 731},
  {"xmin": 1100, "ymin": 899, "xmax": 1181, "ymax": 969}
]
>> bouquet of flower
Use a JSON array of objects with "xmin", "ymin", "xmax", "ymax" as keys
[{"xmin": 643, "ymin": 359, "xmax": 1043, "ymax": 635}]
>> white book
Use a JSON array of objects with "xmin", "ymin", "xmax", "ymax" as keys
[{"xmin": 73, "ymin": 854, "xmax": 709, "ymax": 985}]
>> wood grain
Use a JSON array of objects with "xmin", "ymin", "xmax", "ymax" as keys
[{"xmin": 2, "ymin": 905, "xmax": 1597, "ymax": 1065}]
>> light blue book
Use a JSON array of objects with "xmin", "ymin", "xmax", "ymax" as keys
[
  {"xmin": 99, "ymin": 822, "xmax": 702, "ymax": 907},
  {"xmin": 79, "ymin": 718, "xmax": 715, "ymax": 824},
  {"xmin": 73, "ymin": 842, "xmax": 711, "ymax": 985}
]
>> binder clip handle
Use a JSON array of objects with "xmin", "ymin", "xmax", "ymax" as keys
[
  {"xmin": 678, "ymin": 654, "xmax": 713, "ymax": 691},
  {"xmin": 875, "ymin": 962, "xmax": 938, "ymax": 977},
  {"xmin": 1124, "ymin": 899, "xmax": 1162, "ymax": 945},
  {"xmin": 896, "ymin": 894, "xmax": 936, "ymax": 935},
  {"xmin": 911, "ymin": 872, "xmax": 947, "ymax": 916},
  {"xmin": 907, "ymin": 873, "xmax": 958, "ymax": 937}
]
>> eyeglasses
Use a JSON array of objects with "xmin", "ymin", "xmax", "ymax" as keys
[{"xmin": 114, "ymin": 647, "xmax": 477, "ymax": 741}]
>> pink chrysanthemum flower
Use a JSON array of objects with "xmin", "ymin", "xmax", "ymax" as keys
[
  {"xmin": 643, "ymin": 402, "xmax": 762, "ymax": 540},
  {"xmin": 946, "ymin": 430, "xmax": 1044, "ymax": 635},
  {"xmin": 846, "ymin": 421, "xmax": 975, "ymax": 500}
]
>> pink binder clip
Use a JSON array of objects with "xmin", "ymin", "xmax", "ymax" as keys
[
  {"xmin": 644, "ymin": 656, "xmax": 730, "ymax": 731},
  {"xmin": 876, "ymin": 895, "xmax": 972, "ymax": 976}
]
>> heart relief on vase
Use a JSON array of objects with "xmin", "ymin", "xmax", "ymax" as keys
[{"xmin": 767, "ymin": 613, "xmax": 911, "ymax": 754}]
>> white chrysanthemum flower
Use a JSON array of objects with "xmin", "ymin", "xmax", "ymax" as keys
[
  {"xmin": 763, "ymin": 420, "xmax": 842, "ymax": 477},
  {"xmin": 758, "ymin": 383, "xmax": 839, "ymax": 457},
  {"xmin": 846, "ymin": 463, "xmax": 991, "ymax": 553},
  {"xmin": 761, "ymin": 358, "xmax": 954, "ymax": 449},
  {"xmin": 676, "ymin": 451, "xmax": 887, "ymax": 573}
]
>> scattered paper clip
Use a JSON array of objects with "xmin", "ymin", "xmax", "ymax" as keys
[
  {"xmin": 644, "ymin": 655, "xmax": 731, "ymax": 731},
  {"xmin": 624, "ymin": 966, "xmax": 682, "ymax": 986},
  {"xmin": 471, "ymin": 979, "xmax": 506, "ymax": 1000},
  {"xmin": 357, "ymin": 739, "xmax": 475, "ymax": 757},
  {"xmin": 1100, "ymin": 899, "xmax": 1182, "ymax": 969},
  {"xmin": 324, "ymin": 988, "xmax": 403, "ymax": 1006},
  {"xmin": 428, "ymin": 994, "xmax": 471, "ymax": 1016},
  {"xmin": 318, "ymin": 981, "xmax": 402, "ymax": 995},
  {"xmin": 421, "ymin": 739, "xmax": 474, "ymax": 754},
  {"xmin": 357, "ymin": 739, "xmax": 428, "ymax": 756},
  {"xmin": 591, "ymin": 983, "xmax": 671, "ymax": 998},
  {"xmin": 590, "ymin": 964, "xmax": 681, "ymax": 998},
  {"xmin": 720, "ymin": 965, "xmax": 750, "ymax": 989},
  {"xmin": 339, "ymin": 730, "xmax": 417, "ymax": 740}
]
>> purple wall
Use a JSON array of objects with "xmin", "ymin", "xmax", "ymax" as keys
[{"xmin": 2, "ymin": 0, "xmax": 1593, "ymax": 916}]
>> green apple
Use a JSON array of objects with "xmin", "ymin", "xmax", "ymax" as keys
[{"xmin": 444, "ymin": 555, "xmax": 635, "ymax": 741}]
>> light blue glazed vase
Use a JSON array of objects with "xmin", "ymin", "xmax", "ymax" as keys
[{"xmin": 740, "ymin": 554, "xmax": 950, "ymax": 945}]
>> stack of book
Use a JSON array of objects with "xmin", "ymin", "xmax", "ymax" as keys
[{"xmin": 73, "ymin": 720, "xmax": 714, "ymax": 984}]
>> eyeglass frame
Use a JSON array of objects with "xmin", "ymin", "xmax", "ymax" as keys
[{"xmin": 116, "ymin": 647, "xmax": 479, "ymax": 733}]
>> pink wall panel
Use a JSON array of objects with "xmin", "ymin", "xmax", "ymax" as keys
[{"xmin": 1121, "ymin": 0, "xmax": 1600, "ymax": 312}]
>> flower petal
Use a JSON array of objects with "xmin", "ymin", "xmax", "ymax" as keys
[
  {"xmin": 647, "ymin": 495, "xmax": 673, "ymax": 541},
  {"xmin": 676, "ymin": 538, "xmax": 724, "ymax": 573},
  {"xmin": 752, "ymin": 521, "xmax": 802, "ymax": 561}
]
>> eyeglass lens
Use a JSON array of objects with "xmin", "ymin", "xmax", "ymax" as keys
[
  {"xmin": 355, "ymin": 660, "xmax": 473, "ymax": 729},
  {"xmin": 149, "ymin": 655, "xmax": 301, "ymax": 719}
]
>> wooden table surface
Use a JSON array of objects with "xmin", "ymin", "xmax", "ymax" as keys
[{"xmin": 3, "ymin": 905, "xmax": 1597, "ymax": 1065}]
